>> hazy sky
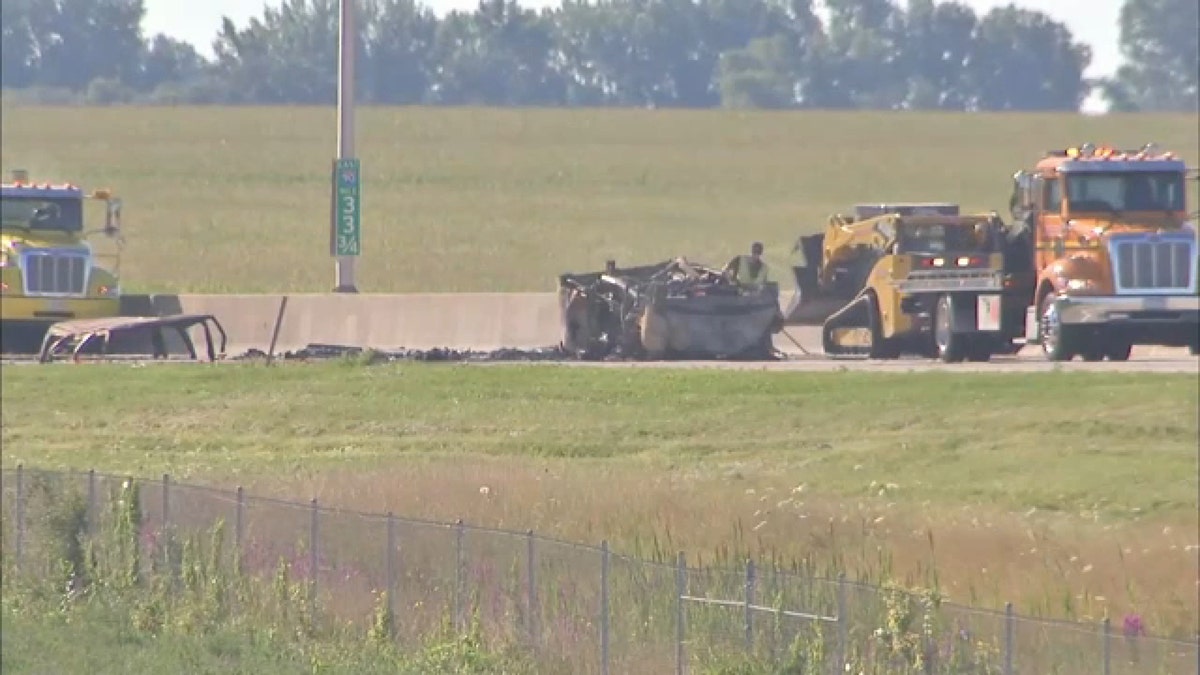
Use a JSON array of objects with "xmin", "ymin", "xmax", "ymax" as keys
[{"xmin": 143, "ymin": 0, "xmax": 1122, "ymax": 111}]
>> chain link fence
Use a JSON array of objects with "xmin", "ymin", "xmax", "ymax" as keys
[{"xmin": 2, "ymin": 465, "xmax": 1195, "ymax": 674}]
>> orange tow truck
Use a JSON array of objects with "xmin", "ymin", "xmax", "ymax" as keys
[{"xmin": 1006, "ymin": 143, "xmax": 1199, "ymax": 360}]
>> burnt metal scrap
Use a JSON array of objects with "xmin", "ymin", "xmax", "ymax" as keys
[
  {"xmin": 37, "ymin": 314, "xmax": 227, "ymax": 363},
  {"xmin": 558, "ymin": 257, "xmax": 784, "ymax": 361},
  {"xmin": 234, "ymin": 343, "xmax": 572, "ymax": 363}
]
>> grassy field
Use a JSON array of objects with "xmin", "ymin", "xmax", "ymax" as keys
[
  {"xmin": 3, "ymin": 362, "xmax": 1197, "ymax": 638},
  {"xmin": 0, "ymin": 106, "xmax": 1197, "ymax": 293},
  {"xmin": 2, "ymin": 594, "xmax": 534, "ymax": 675},
  {"xmin": 2, "ymin": 477, "xmax": 543, "ymax": 675},
  {"xmin": 2, "ymin": 105, "xmax": 1197, "ymax": 663}
]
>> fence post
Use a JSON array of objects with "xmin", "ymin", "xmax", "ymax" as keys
[
  {"xmin": 162, "ymin": 473, "xmax": 170, "ymax": 526},
  {"xmin": 87, "ymin": 469, "xmax": 97, "ymax": 534},
  {"xmin": 386, "ymin": 512, "xmax": 396, "ymax": 640},
  {"xmin": 526, "ymin": 530, "xmax": 537, "ymax": 646},
  {"xmin": 600, "ymin": 540, "xmax": 610, "ymax": 675},
  {"xmin": 1102, "ymin": 617, "xmax": 1111, "ymax": 675},
  {"xmin": 235, "ymin": 486, "xmax": 244, "ymax": 574},
  {"xmin": 836, "ymin": 572, "xmax": 848, "ymax": 672},
  {"xmin": 1004, "ymin": 602, "xmax": 1014, "ymax": 675},
  {"xmin": 127, "ymin": 474, "xmax": 139, "ymax": 587},
  {"xmin": 922, "ymin": 600, "xmax": 933, "ymax": 675},
  {"xmin": 745, "ymin": 559, "xmax": 755, "ymax": 651},
  {"xmin": 454, "ymin": 520, "xmax": 464, "ymax": 633},
  {"xmin": 676, "ymin": 551, "xmax": 686, "ymax": 675},
  {"xmin": 161, "ymin": 473, "xmax": 172, "ymax": 582},
  {"xmin": 15, "ymin": 464, "xmax": 24, "ymax": 572},
  {"xmin": 309, "ymin": 498, "xmax": 318, "ymax": 616},
  {"xmin": 767, "ymin": 564, "xmax": 778, "ymax": 664}
]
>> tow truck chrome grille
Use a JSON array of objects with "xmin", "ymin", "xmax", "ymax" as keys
[
  {"xmin": 21, "ymin": 250, "xmax": 89, "ymax": 295},
  {"xmin": 1110, "ymin": 235, "xmax": 1196, "ymax": 295}
]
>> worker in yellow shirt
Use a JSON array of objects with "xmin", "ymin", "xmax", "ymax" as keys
[{"xmin": 724, "ymin": 241, "xmax": 772, "ymax": 288}]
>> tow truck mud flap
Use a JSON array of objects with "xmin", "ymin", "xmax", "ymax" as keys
[
  {"xmin": 976, "ymin": 294, "xmax": 1002, "ymax": 331},
  {"xmin": 1024, "ymin": 306, "xmax": 1040, "ymax": 343},
  {"xmin": 948, "ymin": 293, "xmax": 1002, "ymax": 333}
]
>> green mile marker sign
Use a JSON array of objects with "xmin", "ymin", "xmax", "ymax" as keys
[{"xmin": 331, "ymin": 158, "xmax": 361, "ymax": 256}]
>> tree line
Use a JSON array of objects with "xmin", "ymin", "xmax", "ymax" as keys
[{"xmin": 1, "ymin": 0, "xmax": 1196, "ymax": 112}]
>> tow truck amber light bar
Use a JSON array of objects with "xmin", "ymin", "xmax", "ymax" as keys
[{"xmin": 1054, "ymin": 142, "xmax": 1176, "ymax": 161}]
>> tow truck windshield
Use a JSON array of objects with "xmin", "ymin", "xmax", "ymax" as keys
[
  {"xmin": 0, "ymin": 196, "xmax": 84, "ymax": 232},
  {"xmin": 1065, "ymin": 171, "xmax": 1185, "ymax": 213}
]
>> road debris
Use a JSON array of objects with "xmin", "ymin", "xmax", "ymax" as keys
[
  {"xmin": 233, "ymin": 343, "xmax": 574, "ymax": 363},
  {"xmin": 36, "ymin": 314, "xmax": 227, "ymax": 363},
  {"xmin": 558, "ymin": 257, "xmax": 784, "ymax": 360}
]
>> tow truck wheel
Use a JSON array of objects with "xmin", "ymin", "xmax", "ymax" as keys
[
  {"xmin": 965, "ymin": 339, "xmax": 993, "ymax": 362},
  {"xmin": 1039, "ymin": 294, "xmax": 1076, "ymax": 362},
  {"xmin": 933, "ymin": 294, "xmax": 965, "ymax": 363},
  {"xmin": 1105, "ymin": 342, "xmax": 1132, "ymax": 361}
]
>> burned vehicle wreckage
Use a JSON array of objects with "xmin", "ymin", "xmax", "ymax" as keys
[{"xmin": 558, "ymin": 258, "xmax": 784, "ymax": 360}]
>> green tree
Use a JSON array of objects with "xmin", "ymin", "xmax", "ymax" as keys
[
  {"xmin": 140, "ymin": 35, "xmax": 206, "ymax": 91},
  {"xmin": 0, "ymin": 0, "xmax": 1103, "ymax": 112},
  {"xmin": 362, "ymin": 0, "xmax": 439, "ymax": 104},
  {"xmin": 714, "ymin": 0, "xmax": 831, "ymax": 109},
  {"xmin": 429, "ymin": 0, "xmax": 563, "ymax": 105},
  {"xmin": 899, "ymin": 0, "xmax": 978, "ymax": 110},
  {"xmin": 1, "ymin": 0, "xmax": 39, "ymax": 88},
  {"xmin": 1103, "ymin": 0, "xmax": 1199, "ymax": 111},
  {"xmin": 717, "ymin": 34, "xmax": 800, "ymax": 109},
  {"xmin": 822, "ymin": 0, "xmax": 909, "ymax": 109},
  {"xmin": 10, "ymin": 0, "xmax": 147, "ymax": 91},
  {"xmin": 967, "ymin": 6, "xmax": 1092, "ymax": 111},
  {"xmin": 211, "ymin": 0, "xmax": 341, "ymax": 104}
]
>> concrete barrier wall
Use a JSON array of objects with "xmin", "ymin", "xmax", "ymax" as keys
[
  {"xmin": 99, "ymin": 291, "xmax": 1197, "ymax": 360},
  {"xmin": 121, "ymin": 293, "xmax": 568, "ymax": 353}
]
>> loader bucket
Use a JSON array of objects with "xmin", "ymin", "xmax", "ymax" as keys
[
  {"xmin": 783, "ymin": 233, "xmax": 847, "ymax": 325},
  {"xmin": 783, "ymin": 285, "xmax": 850, "ymax": 325}
]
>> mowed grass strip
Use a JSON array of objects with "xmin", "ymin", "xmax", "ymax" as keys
[
  {"xmin": 2, "ymin": 363, "xmax": 1195, "ymax": 520},
  {"xmin": 1, "ymin": 106, "xmax": 1196, "ymax": 293},
  {"xmin": 3, "ymin": 362, "xmax": 1197, "ymax": 635}
]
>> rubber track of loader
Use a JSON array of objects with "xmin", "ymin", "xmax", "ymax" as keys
[{"xmin": 820, "ymin": 293, "xmax": 874, "ymax": 359}]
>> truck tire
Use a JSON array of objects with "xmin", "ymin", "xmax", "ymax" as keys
[
  {"xmin": 1038, "ymin": 293, "xmax": 1077, "ymax": 362},
  {"xmin": 1080, "ymin": 342, "xmax": 1105, "ymax": 362},
  {"xmin": 1105, "ymin": 342, "xmax": 1132, "ymax": 361},
  {"xmin": 966, "ymin": 338, "xmax": 993, "ymax": 362},
  {"xmin": 933, "ymin": 293, "xmax": 966, "ymax": 363}
]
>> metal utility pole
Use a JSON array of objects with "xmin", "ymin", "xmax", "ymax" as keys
[{"xmin": 330, "ymin": 0, "xmax": 360, "ymax": 292}]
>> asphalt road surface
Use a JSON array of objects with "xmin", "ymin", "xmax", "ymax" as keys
[
  {"xmin": 5, "ymin": 326, "xmax": 1195, "ymax": 373},
  {"xmin": 546, "ymin": 330, "xmax": 1200, "ymax": 373}
]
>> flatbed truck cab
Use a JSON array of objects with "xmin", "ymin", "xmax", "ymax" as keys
[
  {"xmin": 1, "ymin": 169, "xmax": 124, "ymax": 350},
  {"xmin": 1009, "ymin": 143, "xmax": 1199, "ymax": 361}
]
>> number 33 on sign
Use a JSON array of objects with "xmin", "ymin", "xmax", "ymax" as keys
[{"xmin": 332, "ymin": 157, "xmax": 361, "ymax": 257}]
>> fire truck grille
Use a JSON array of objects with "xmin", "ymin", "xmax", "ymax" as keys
[
  {"xmin": 1112, "ymin": 238, "xmax": 1194, "ymax": 293},
  {"xmin": 22, "ymin": 251, "xmax": 89, "ymax": 295}
]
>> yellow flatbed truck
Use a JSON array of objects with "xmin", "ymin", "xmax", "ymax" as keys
[{"xmin": 1, "ymin": 170, "xmax": 124, "ymax": 351}]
